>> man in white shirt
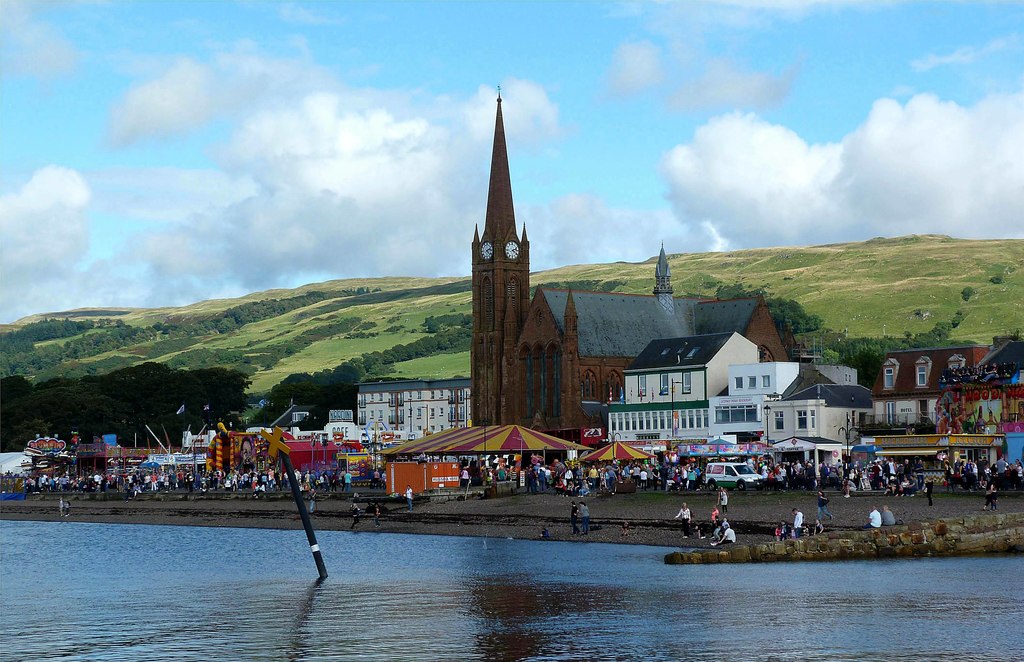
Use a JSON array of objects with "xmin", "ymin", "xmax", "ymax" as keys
[
  {"xmin": 864, "ymin": 507, "xmax": 882, "ymax": 529},
  {"xmin": 791, "ymin": 509, "xmax": 804, "ymax": 538}
]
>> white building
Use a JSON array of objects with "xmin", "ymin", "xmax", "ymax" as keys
[
  {"xmin": 608, "ymin": 332, "xmax": 758, "ymax": 443},
  {"xmin": 358, "ymin": 378, "xmax": 471, "ymax": 440},
  {"xmin": 768, "ymin": 383, "xmax": 874, "ymax": 464}
]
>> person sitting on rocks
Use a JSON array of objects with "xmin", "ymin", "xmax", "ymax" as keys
[
  {"xmin": 881, "ymin": 505, "xmax": 897, "ymax": 526},
  {"xmin": 710, "ymin": 525, "xmax": 736, "ymax": 546},
  {"xmin": 813, "ymin": 518, "xmax": 825, "ymax": 535},
  {"xmin": 864, "ymin": 507, "xmax": 882, "ymax": 529}
]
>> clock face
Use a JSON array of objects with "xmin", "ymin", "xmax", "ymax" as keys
[
  {"xmin": 504, "ymin": 241, "xmax": 520, "ymax": 260},
  {"xmin": 480, "ymin": 242, "xmax": 493, "ymax": 260}
]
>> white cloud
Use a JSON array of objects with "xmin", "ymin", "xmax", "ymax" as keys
[
  {"xmin": 463, "ymin": 80, "xmax": 563, "ymax": 147},
  {"xmin": 0, "ymin": 0, "xmax": 79, "ymax": 79},
  {"xmin": 0, "ymin": 167, "xmax": 92, "ymax": 320},
  {"xmin": 669, "ymin": 58, "xmax": 799, "ymax": 111},
  {"xmin": 607, "ymin": 41, "xmax": 665, "ymax": 96},
  {"xmin": 911, "ymin": 34, "xmax": 1021, "ymax": 72},
  {"xmin": 278, "ymin": 3, "xmax": 345, "ymax": 26},
  {"xmin": 660, "ymin": 87, "xmax": 1024, "ymax": 249},
  {"xmin": 523, "ymin": 194, "xmax": 685, "ymax": 269},
  {"xmin": 108, "ymin": 58, "xmax": 218, "ymax": 146}
]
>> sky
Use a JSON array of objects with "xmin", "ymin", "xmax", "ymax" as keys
[{"xmin": 2, "ymin": 1, "xmax": 1023, "ymax": 324}]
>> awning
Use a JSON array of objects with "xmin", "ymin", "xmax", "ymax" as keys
[
  {"xmin": 383, "ymin": 425, "xmax": 590, "ymax": 456},
  {"xmin": 876, "ymin": 448, "xmax": 941, "ymax": 456}
]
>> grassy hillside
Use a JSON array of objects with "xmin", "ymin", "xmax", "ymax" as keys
[{"xmin": 4, "ymin": 235, "xmax": 1021, "ymax": 392}]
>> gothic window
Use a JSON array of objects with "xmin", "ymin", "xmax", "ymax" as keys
[
  {"xmin": 539, "ymin": 348, "xmax": 547, "ymax": 415},
  {"xmin": 553, "ymin": 350, "xmax": 561, "ymax": 417},
  {"xmin": 507, "ymin": 277, "xmax": 518, "ymax": 318},
  {"xmin": 483, "ymin": 277, "xmax": 494, "ymax": 329},
  {"xmin": 525, "ymin": 353, "xmax": 534, "ymax": 416}
]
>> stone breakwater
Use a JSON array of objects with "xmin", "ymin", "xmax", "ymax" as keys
[{"xmin": 665, "ymin": 512, "xmax": 1024, "ymax": 564}]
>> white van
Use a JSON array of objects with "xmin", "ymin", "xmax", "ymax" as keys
[{"xmin": 704, "ymin": 462, "xmax": 763, "ymax": 491}]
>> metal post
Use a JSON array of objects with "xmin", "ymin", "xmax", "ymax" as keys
[
  {"xmin": 281, "ymin": 452, "xmax": 328, "ymax": 580},
  {"xmin": 261, "ymin": 428, "xmax": 327, "ymax": 580}
]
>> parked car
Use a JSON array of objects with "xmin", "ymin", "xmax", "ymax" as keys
[{"xmin": 704, "ymin": 462, "xmax": 763, "ymax": 490}]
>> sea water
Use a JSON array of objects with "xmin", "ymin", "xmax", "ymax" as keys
[{"xmin": 1, "ymin": 520, "xmax": 1021, "ymax": 661}]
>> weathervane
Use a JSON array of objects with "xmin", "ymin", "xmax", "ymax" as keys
[{"xmin": 497, "ymin": 84, "xmax": 501, "ymax": 101}]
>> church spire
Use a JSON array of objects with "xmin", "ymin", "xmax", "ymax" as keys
[{"xmin": 483, "ymin": 92, "xmax": 516, "ymax": 241}]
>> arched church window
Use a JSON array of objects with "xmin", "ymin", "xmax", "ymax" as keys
[
  {"xmin": 483, "ymin": 277, "xmax": 493, "ymax": 329},
  {"xmin": 507, "ymin": 277, "xmax": 518, "ymax": 317}
]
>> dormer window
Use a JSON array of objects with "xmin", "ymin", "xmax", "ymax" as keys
[
  {"xmin": 948, "ymin": 354, "xmax": 966, "ymax": 370},
  {"xmin": 883, "ymin": 358, "xmax": 899, "ymax": 389},
  {"xmin": 915, "ymin": 356, "xmax": 932, "ymax": 388}
]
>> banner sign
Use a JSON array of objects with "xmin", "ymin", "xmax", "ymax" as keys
[
  {"xmin": 147, "ymin": 453, "xmax": 208, "ymax": 465},
  {"xmin": 676, "ymin": 443, "xmax": 767, "ymax": 457},
  {"xmin": 875, "ymin": 434, "xmax": 1002, "ymax": 448},
  {"xmin": 75, "ymin": 443, "xmax": 108, "ymax": 457},
  {"xmin": 581, "ymin": 427, "xmax": 604, "ymax": 440},
  {"xmin": 937, "ymin": 382, "xmax": 1024, "ymax": 435},
  {"xmin": 26, "ymin": 437, "xmax": 66, "ymax": 455}
]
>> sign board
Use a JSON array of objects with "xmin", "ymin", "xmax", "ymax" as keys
[
  {"xmin": 875, "ymin": 434, "xmax": 1002, "ymax": 448},
  {"xmin": 581, "ymin": 427, "xmax": 604, "ymax": 440},
  {"xmin": 715, "ymin": 396, "xmax": 759, "ymax": 406},
  {"xmin": 26, "ymin": 438, "xmax": 66, "ymax": 455},
  {"xmin": 329, "ymin": 409, "xmax": 354, "ymax": 422}
]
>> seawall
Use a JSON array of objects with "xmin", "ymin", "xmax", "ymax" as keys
[{"xmin": 665, "ymin": 512, "xmax": 1024, "ymax": 564}]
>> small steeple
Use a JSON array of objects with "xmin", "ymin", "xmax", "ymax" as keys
[
  {"xmin": 654, "ymin": 243, "xmax": 673, "ymax": 295},
  {"xmin": 654, "ymin": 243, "xmax": 674, "ymax": 315},
  {"xmin": 565, "ymin": 289, "xmax": 577, "ymax": 335},
  {"xmin": 473, "ymin": 224, "xmax": 480, "ymax": 244},
  {"xmin": 483, "ymin": 91, "xmax": 517, "ymax": 241}
]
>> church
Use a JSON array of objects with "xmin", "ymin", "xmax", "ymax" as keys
[{"xmin": 471, "ymin": 95, "xmax": 788, "ymax": 440}]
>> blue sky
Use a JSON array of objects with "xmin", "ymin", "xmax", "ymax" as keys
[{"xmin": 2, "ymin": 0, "xmax": 1022, "ymax": 323}]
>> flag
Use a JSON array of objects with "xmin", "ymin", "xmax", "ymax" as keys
[
  {"xmin": 619, "ymin": 387, "xmax": 625, "ymax": 404},
  {"xmin": 257, "ymin": 399, "xmax": 267, "ymax": 408},
  {"xmin": 175, "ymin": 404, "xmax": 185, "ymax": 415},
  {"xmin": 203, "ymin": 403, "xmax": 210, "ymax": 412}
]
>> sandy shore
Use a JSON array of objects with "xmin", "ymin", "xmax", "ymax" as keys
[{"xmin": 5, "ymin": 487, "xmax": 1021, "ymax": 549}]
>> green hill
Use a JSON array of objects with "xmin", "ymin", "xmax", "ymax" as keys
[{"xmin": 3, "ymin": 235, "xmax": 1021, "ymax": 392}]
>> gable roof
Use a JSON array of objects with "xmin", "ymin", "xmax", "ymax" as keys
[
  {"xmin": 541, "ymin": 289, "xmax": 697, "ymax": 358},
  {"xmin": 626, "ymin": 332, "xmax": 736, "ymax": 371},
  {"xmin": 871, "ymin": 345, "xmax": 989, "ymax": 396},
  {"xmin": 782, "ymin": 383, "xmax": 873, "ymax": 409},
  {"xmin": 694, "ymin": 298, "xmax": 759, "ymax": 335},
  {"xmin": 270, "ymin": 404, "xmax": 315, "ymax": 428}
]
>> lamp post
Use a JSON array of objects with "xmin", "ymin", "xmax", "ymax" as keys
[
  {"xmin": 763, "ymin": 405, "xmax": 772, "ymax": 447},
  {"xmin": 839, "ymin": 413, "xmax": 857, "ymax": 477}
]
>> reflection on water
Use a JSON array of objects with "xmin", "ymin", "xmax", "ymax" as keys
[{"xmin": 1, "ymin": 521, "xmax": 1022, "ymax": 661}]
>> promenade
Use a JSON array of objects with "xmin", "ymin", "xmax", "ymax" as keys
[{"xmin": 4, "ymin": 488, "xmax": 1022, "ymax": 549}]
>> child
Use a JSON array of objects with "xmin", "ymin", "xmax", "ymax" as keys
[
  {"xmin": 540, "ymin": 527, "xmax": 551, "ymax": 539},
  {"xmin": 620, "ymin": 520, "xmax": 631, "ymax": 537}
]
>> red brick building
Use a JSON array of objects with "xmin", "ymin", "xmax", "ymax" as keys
[{"xmin": 471, "ymin": 96, "xmax": 788, "ymax": 435}]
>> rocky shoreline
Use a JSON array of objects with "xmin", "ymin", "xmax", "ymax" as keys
[{"xmin": 3, "ymin": 488, "xmax": 1022, "ymax": 552}]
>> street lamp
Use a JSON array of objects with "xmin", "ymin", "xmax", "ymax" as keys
[
  {"xmin": 838, "ymin": 413, "xmax": 857, "ymax": 476},
  {"xmin": 763, "ymin": 405, "xmax": 772, "ymax": 446}
]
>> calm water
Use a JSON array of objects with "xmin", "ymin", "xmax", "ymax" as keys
[{"xmin": 1, "ymin": 520, "xmax": 1022, "ymax": 661}]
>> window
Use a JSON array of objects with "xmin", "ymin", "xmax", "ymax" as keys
[
  {"xmin": 735, "ymin": 376, "xmax": 743, "ymax": 389},
  {"xmin": 715, "ymin": 405, "xmax": 759, "ymax": 424},
  {"xmin": 774, "ymin": 410, "xmax": 784, "ymax": 431},
  {"xmin": 809, "ymin": 410, "xmax": 816, "ymax": 429},
  {"xmin": 762, "ymin": 375, "xmax": 771, "ymax": 388},
  {"xmin": 885, "ymin": 401, "xmax": 896, "ymax": 424},
  {"xmin": 682, "ymin": 372, "xmax": 692, "ymax": 394},
  {"xmin": 884, "ymin": 368, "xmax": 895, "ymax": 389},
  {"xmin": 660, "ymin": 373, "xmax": 669, "ymax": 395},
  {"xmin": 916, "ymin": 366, "xmax": 927, "ymax": 387},
  {"xmin": 639, "ymin": 374, "xmax": 647, "ymax": 396},
  {"xmin": 797, "ymin": 410, "xmax": 808, "ymax": 429},
  {"xmin": 686, "ymin": 347, "xmax": 700, "ymax": 359},
  {"xmin": 748, "ymin": 376, "xmax": 757, "ymax": 389}
]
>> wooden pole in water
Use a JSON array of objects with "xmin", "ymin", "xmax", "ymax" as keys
[{"xmin": 261, "ymin": 427, "xmax": 328, "ymax": 580}]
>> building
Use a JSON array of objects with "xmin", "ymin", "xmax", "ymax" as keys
[
  {"xmin": 608, "ymin": 332, "xmax": 758, "ymax": 443},
  {"xmin": 470, "ymin": 94, "xmax": 790, "ymax": 438},
  {"xmin": 358, "ymin": 378, "xmax": 471, "ymax": 440},
  {"xmin": 870, "ymin": 345, "xmax": 989, "ymax": 429},
  {"xmin": 769, "ymin": 383, "xmax": 874, "ymax": 462},
  {"xmin": 708, "ymin": 362, "xmax": 800, "ymax": 442}
]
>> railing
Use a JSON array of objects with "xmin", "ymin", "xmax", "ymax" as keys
[{"xmin": 860, "ymin": 413, "xmax": 934, "ymax": 428}]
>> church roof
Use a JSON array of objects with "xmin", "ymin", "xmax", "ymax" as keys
[
  {"xmin": 694, "ymin": 298, "xmax": 760, "ymax": 335},
  {"xmin": 542, "ymin": 289, "xmax": 696, "ymax": 358},
  {"xmin": 627, "ymin": 332, "xmax": 736, "ymax": 371}
]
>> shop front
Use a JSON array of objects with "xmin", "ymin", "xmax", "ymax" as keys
[
  {"xmin": 873, "ymin": 434, "xmax": 1004, "ymax": 468},
  {"xmin": 770, "ymin": 437, "xmax": 843, "ymax": 466}
]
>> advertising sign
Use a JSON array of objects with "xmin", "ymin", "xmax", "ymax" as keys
[{"xmin": 25, "ymin": 437, "xmax": 66, "ymax": 455}]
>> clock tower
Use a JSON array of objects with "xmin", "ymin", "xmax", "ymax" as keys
[{"xmin": 472, "ymin": 92, "xmax": 530, "ymax": 426}]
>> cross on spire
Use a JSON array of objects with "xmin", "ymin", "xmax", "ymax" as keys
[{"xmin": 497, "ymin": 84, "xmax": 502, "ymax": 101}]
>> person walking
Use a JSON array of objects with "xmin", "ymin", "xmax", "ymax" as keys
[
  {"xmin": 925, "ymin": 478, "xmax": 934, "ymax": 506},
  {"xmin": 372, "ymin": 502, "xmax": 382, "ymax": 528},
  {"xmin": 816, "ymin": 490, "xmax": 834, "ymax": 521},
  {"xmin": 350, "ymin": 503, "xmax": 362, "ymax": 529},
  {"xmin": 674, "ymin": 502, "xmax": 692, "ymax": 537},
  {"xmin": 717, "ymin": 488, "xmax": 729, "ymax": 515},
  {"xmin": 984, "ymin": 483, "xmax": 998, "ymax": 511},
  {"xmin": 579, "ymin": 501, "xmax": 590, "ymax": 535},
  {"xmin": 570, "ymin": 501, "xmax": 580, "ymax": 535},
  {"xmin": 307, "ymin": 486, "xmax": 317, "ymax": 515},
  {"xmin": 791, "ymin": 508, "xmax": 804, "ymax": 538},
  {"xmin": 406, "ymin": 485, "xmax": 414, "ymax": 512}
]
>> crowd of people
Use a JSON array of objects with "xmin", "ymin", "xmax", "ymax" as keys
[{"xmin": 940, "ymin": 362, "xmax": 1018, "ymax": 386}]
